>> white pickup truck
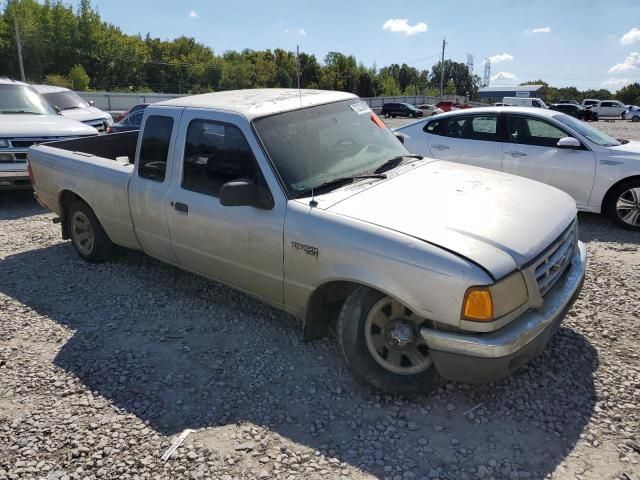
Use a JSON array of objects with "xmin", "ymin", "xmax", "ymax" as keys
[
  {"xmin": 29, "ymin": 89, "xmax": 586, "ymax": 393},
  {"xmin": 0, "ymin": 78, "xmax": 98, "ymax": 190}
]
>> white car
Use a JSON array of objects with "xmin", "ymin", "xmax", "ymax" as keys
[
  {"xmin": 33, "ymin": 85, "xmax": 113, "ymax": 133},
  {"xmin": 0, "ymin": 78, "xmax": 98, "ymax": 190},
  {"xmin": 623, "ymin": 105, "xmax": 640, "ymax": 122},
  {"xmin": 502, "ymin": 97, "xmax": 548, "ymax": 108},
  {"xmin": 397, "ymin": 106, "xmax": 640, "ymax": 230},
  {"xmin": 416, "ymin": 104, "xmax": 444, "ymax": 116},
  {"xmin": 594, "ymin": 100, "xmax": 627, "ymax": 118}
]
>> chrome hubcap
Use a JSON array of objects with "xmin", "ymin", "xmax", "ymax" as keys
[
  {"xmin": 616, "ymin": 187, "xmax": 640, "ymax": 226},
  {"xmin": 71, "ymin": 211, "xmax": 95, "ymax": 255},
  {"xmin": 364, "ymin": 297, "xmax": 432, "ymax": 375}
]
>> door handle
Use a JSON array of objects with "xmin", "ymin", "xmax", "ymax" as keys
[
  {"xmin": 173, "ymin": 202, "xmax": 189, "ymax": 214},
  {"xmin": 505, "ymin": 151, "xmax": 527, "ymax": 157},
  {"xmin": 431, "ymin": 144, "xmax": 450, "ymax": 150}
]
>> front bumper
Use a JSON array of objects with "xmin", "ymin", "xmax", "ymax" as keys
[
  {"xmin": 421, "ymin": 241, "xmax": 587, "ymax": 383},
  {"xmin": 0, "ymin": 169, "xmax": 31, "ymax": 190}
]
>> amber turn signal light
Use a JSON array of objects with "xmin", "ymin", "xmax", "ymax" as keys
[{"xmin": 462, "ymin": 288, "xmax": 493, "ymax": 322}]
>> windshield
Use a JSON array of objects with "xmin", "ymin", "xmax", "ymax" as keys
[
  {"xmin": 42, "ymin": 90, "xmax": 89, "ymax": 110},
  {"xmin": 253, "ymin": 99, "xmax": 409, "ymax": 197},
  {"xmin": 0, "ymin": 84, "xmax": 56, "ymax": 115},
  {"xmin": 554, "ymin": 114, "xmax": 621, "ymax": 146}
]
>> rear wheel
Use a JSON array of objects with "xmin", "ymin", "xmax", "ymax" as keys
[
  {"xmin": 337, "ymin": 286, "xmax": 439, "ymax": 394},
  {"xmin": 68, "ymin": 200, "xmax": 115, "ymax": 262},
  {"xmin": 606, "ymin": 179, "xmax": 640, "ymax": 231},
  {"xmin": 632, "ymin": 115, "xmax": 640, "ymax": 123}
]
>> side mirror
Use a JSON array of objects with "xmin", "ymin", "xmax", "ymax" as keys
[
  {"xmin": 395, "ymin": 133, "xmax": 405, "ymax": 144},
  {"xmin": 219, "ymin": 179, "xmax": 274, "ymax": 210},
  {"xmin": 557, "ymin": 137, "xmax": 581, "ymax": 149},
  {"xmin": 88, "ymin": 100, "xmax": 95, "ymax": 106}
]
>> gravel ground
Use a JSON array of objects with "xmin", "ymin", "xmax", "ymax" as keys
[{"xmin": 1, "ymin": 119, "xmax": 639, "ymax": 480}]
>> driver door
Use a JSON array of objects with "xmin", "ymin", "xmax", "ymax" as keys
[
  {"xmin": 165, "ymin": 109, "xmax": 286, "ymax": 304},
  {"xmin": 502, "ymin": 114, "xmax": 596, "ymax": 207}
]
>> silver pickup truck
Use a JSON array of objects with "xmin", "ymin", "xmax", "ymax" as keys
[{"xmin": 29, "ymin": 89, "xmax": 587, "ymax": 394}]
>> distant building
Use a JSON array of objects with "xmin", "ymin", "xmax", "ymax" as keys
[{"xmin": 478, "ymin": 85, "xmax": 544, "ymax": 103}]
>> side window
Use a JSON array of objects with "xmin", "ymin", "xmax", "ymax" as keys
[
  {"xmin": 128, "ymin": 111, "xmax": 144, "ymax": 126},
  {"xmin": 182, "ymin": 120, "xmax": 259, "ymax": 198},
  {"xmin": 601, "ymin": 101, "xmax": 613, "ymax": 107},
  {"xmin": 469, "ymin": 115, "xmax": 498, "ymax": 141},
  {"xmin": 506, "ymin": 116, "xmax": 567, "ymax": 147},
  {"xmin": 532, "ymin": 100, "xmax": 542, "ymax": 107},
  {"xmin": 423, "ymin": 119, "xmax": 442, "ymax": 134},
  {"xmin": 138, "ymin": 115, "xmax": 174, "ymax": 182},
  {"xmin": 437, "ymin": 115, "xmax": 498, "ymax": 141}
]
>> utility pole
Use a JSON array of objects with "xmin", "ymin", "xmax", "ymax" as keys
[
  {"xmin": 296, "ymin": 45, "xmax": 301, "ymax": 90},
  {"xmin": 13, "ymin": 15, "xmax": 26, "ymax": 82},
  {"xmin": 439, "ymin": 37, "xmax": 446, "ymax": 99}
]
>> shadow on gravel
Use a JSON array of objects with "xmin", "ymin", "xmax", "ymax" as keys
[
  {"xmin": 578, "ymin": 211, "xmax": 640, "ymax": 244},
  {"xmin": 0, "ymin": 190, "xmax": 45, "ymax": 220},
  {"xmin": 0, "ymin": 243, "xmax": 599, "ymax": 479}
]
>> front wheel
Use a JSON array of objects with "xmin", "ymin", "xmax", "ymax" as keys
[
  {"xmin": 632, "ymin": 115, "xmax": 640, "ymax": 123},
  {"xmin": 606, "ymin": 180, "xmax": 640, "ymax": 231},
  {"xmin": 337, "ymin": 287, "xmax": 439, "ymax": 394},
  {"xmin": 68, "ymin": 200, "xmax": 115, "ymax": 262}
]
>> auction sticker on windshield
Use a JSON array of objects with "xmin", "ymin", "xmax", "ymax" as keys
[{"xmin": 350, "ymin": 101, "xmax": 371, "ymax": 115}]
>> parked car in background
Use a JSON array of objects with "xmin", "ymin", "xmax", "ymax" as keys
[
  {"xmin": 416, "ymin": 104, "xmax": 444, "ymax": 116},
  {"xmin": 623, "ymin": 105, "xmax": 640, "ymax": 122},
  {"xmin": 115, "ymin": 103, "xmax": 149, "ymax": 122},
  {"xmin": 396, "ymin": 106, "xmax": 640, "ymax": 230},
  {"xmin": 33, "ymin": 85, "xmax": 113, "ymax": 133},
  {"xmin": 0, "ymin": 78, "xmax": 98, "ymax": 190},
  {"xmin": 582, "ymin": 99, "xmax": 599, "ymax": 108},
  {"xmin": 502, "ymin": 97, "xmax": 548, "ymax": 108},
  {"xmin": 594, "ymin": 100, "xmax": 627, "ymax": 118},
  {"xmin": 493, "ymin": 102, "xmax": 511, "ymax": 107},
  {"xmin": 28, "ymin": 89, "xmax": 586, "ymax": 393},
  {"xmin": 557, "ymin": 100, "xmax": 580, "ymax": 106},
  {"xmin": 549, "ymin": 103, "xmax": 597, "ymax": 121},
  {"xmin": 106, "ymin": 104, "xmax": 149, "ymax": 133},
  {"xmin": 380, "ymin": 102, "xmax": 423, "ymax": 118}
]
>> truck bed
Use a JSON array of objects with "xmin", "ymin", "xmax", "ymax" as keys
[{"xmin": 28, "ymin": 131, "xmax": 142, "ymax": 250}]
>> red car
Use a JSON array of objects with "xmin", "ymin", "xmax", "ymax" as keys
[{"xmin": 436, "ymin": 101, "xmax": 472, "ymax": 112}]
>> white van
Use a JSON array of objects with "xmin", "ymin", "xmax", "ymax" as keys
[{"xmin": 502, "ymin": 97, "xmax": 548, "ymax": 108}]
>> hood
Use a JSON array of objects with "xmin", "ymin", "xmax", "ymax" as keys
[
  {"xmin": 59, "ymin": 106, "xmax": 111, "ymax": 122},
  {"xmin": 326, "ymin": 161, "xmax": 577, "ymax": 279},
  {"xmin": 608, "ymin": 140, "xmax": 640, "ymax": 157},
  {"xmin": 0, "ymin": 114, "xmax": 98, "ymax": 137}
]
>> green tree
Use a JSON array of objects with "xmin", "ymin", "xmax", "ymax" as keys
[
  {"xmin": 616, "ymin": 82, "xmax": 640, "ymax": 105},
  {"xmin": 68, "ymin": 64, "xmax": 90, "ymax": 90},
  {"xmin": 44, "ymin": 73, "xmax": 70, "ymax": 88}
]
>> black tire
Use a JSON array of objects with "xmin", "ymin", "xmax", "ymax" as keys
[
  {"xmin": 632, "ymin": 116, "xmax": 640, "ymax": 123},
  {"xmin": 605, "ymin": 179, "xmax": 640, "ymax": 231},
  {"xmin": 391, "ymin": 115, "xmax": 396, "ymax": 118},
  {"xmin": 67, "ymin": 199, "xmax": 115, "ymax": 262},
  {"xmin": 337, "ymin": 286, "xmax": 440, "ymax": 395}
]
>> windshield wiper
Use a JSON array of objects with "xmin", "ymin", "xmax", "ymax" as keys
[
  {"xmin": 293, "ymin": 174, "xmax": 387, "ymax": 198},
  {"xmin": 1, "ymin": 110, "xmax": 40, "ymax": 114},
  {"xmin": 374, "ymin": 154, "xmax": 423, "ymax": 174}
]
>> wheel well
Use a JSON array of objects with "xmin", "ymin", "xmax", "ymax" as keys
[
  {"xmin": 601, "ymin": 175, "xmax": 640, "ymax": 214},
  {"xmin": 303, "ymin": 281, "xmax": 360, "ymax": 341},
  {"xmin": 59, "ymin": 190, "xmax": 86, "ymax": 239}
]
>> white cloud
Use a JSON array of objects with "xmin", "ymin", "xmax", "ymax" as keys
[
  {"xmin": 608, "ymin": 52, "xmax": 640, "ymax": 73},
  {"xmin": 284, "ymin": 28, "xmax": 307, "ymax": 36},
  {"xmin": 602, "ymin": 78, "xmax": 633, "ymax": 88},
  {"xmin": 488, "ymin": 53, "xmax": 514, "ymax": 64},
  {"xmin": 525, "ymin": 26, "xmax": 551, "ymax": 35},
  {"xmin": 188, "ymin": 9, "xmax": 198, "ymax": 18},
  {"xmin": 382, "ymin": 18, "xmax": 428, "ymax": 36},
  {"xmin": 491, "ymin": 71, "xmax": 518, "ymax": 83},
  {"xmin": 620, "ymin": 27, "xmax": 640, "ymax": 45}
]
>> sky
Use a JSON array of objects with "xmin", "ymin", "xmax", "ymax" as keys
[{"xmin": 74, "ymin": 0, "xmax": 640, "ymax": 91}]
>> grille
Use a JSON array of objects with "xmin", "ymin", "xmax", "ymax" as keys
[
  {"xmin": 9, "ymin": 138, "xmax": 64, "ymax": 148},
  {"xmin": 84, "ymin": 119, "xmax": 107, "ymax": 132},
  {"xmin": 530, "ymin": 220, "xmax": 577, "ymax": 297}
]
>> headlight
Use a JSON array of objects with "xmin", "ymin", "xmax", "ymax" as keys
[
  {"xmin": 462, "ymin": 271, "xmax": 528, "ymax": 322},
  {"xmin": 0, "ymin": 139, "xmax": 8, "ymax": 148}
]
